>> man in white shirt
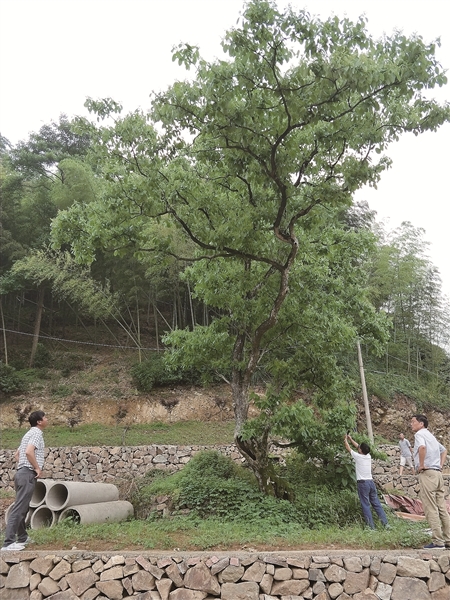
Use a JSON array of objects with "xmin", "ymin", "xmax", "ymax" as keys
[
  {"xmin": 344, "ymin": 433, "xmax": 389, "ymax": 529},
  {"xmin": 411, "ymin": 414, "xmax": 450, "ymax": 550}
]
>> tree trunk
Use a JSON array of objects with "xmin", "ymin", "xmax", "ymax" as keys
[
  {"xmin": 235, "ymin": 430, "xmax": 293, "ymax": 500},
  {"xmin": 30, "ymin": 287, "xmax": 45, "ymax": 367},
  {"xmin": 0, "ymin": 298, "xmax": 8, "ymax": 365},
  {"xmin": 231, "ymin": 341, "xmax": 293, "ymax": 500}
]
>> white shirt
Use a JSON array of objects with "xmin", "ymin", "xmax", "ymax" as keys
[
  {"xmin": 413, "ymin": 428, "xmax": 445, "ymax": 470},
  {"xmin": 399, "ymin": 438, "xmax": 412, "ymax": 458},
  {"xmin": 351, "ymin": 449, "xmax": 373, "ymax": 480}
]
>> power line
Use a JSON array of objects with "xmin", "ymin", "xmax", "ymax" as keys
[{"xmin": 0, "ymin": 328, "xmax": 161, "ymax": 351}]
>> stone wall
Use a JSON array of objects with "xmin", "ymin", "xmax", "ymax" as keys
[
  {"xmin": 1, "ymin": 444, "xmax": 449, "ymax": 499},
  {"xmin": 1, "ymin": 549, "xmax": 449, "ymax": 600}
]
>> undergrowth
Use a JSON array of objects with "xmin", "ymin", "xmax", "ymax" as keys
[{"xmin": 23, "ymin": 450, "xmax": 431, "ymax": 552}]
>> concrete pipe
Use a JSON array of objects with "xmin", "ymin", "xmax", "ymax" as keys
[
  {"xmin": 58, "ymin": 501, "xmax": 134, "ymax": 525},
  {"xmin": 45, "ymin": 481, "xmax": 119, "ymax": 511},
  {"xmin": 30, "ymin": 479, "xmax": 57, "ymax": 508},
  {"xmin": 30, "ymin": 505, "xmax": 58, "ymax": 529},
  {"xmin": 5, "ymin": 503, "xmax": 33, "ymax": 526}
]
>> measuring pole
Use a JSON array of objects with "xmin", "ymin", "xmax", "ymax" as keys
[{"xmin": 357, "ymin": 339, "xmax": 374, "ymax": 443}]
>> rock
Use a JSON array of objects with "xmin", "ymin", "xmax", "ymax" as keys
[
  {"xmin": 184, "ymin": 562, "xmax": 220, "ymax": 596},
  {"xmin": 221, "ymin": 581, "xmax": 259, "ymax": 600},
  {"xmin": 392, "ymin": 576, "xmax": 431, "ymax": 600}
]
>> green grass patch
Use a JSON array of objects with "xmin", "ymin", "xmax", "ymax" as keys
[
  {"xmin": 26, "ymin": 513, "xmax": 430, "ymax": 552},
  {"xmin": 0, "ymin": 420, "xmax": 235, "ymax": 449}
]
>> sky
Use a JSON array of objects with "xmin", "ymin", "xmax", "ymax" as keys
[{"xmin": 1, "ymin": 0, "xmax": 449, "ymax": 297}]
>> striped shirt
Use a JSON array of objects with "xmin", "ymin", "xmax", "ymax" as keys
[{"xmin": 17, "ymin": 427, "xmax": 45, "ymax": 470}]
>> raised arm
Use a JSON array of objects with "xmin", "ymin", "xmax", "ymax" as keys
[{"xmin": 344, "ymin": 433, "xmax": 357, "ymax": 454}]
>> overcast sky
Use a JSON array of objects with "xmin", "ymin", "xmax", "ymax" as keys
[{"xmin": 1, "ymin": 0, "xmax": 449, "ymax": 297}]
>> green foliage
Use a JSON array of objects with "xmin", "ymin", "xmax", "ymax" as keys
[
  {"xmin": 365, "ymin": 371, "xmax": 450, "ymax": 410},
  {"xmin": 1, "ymin": 250, "xmax": 120, "ymax": 320},
  {"xmin": 51, "ymin": 384, "xmax": 73, "ymax": 398},
  {"xmin": 0, "ymin": 362, "xmax": 27, "ymax": 394},
  {"xmin": 131, "ymin": 352, "xmax": 225, "ymax": 391},
  {"xmin": 131, "ymin": 355, "xmax": 174, "ymax": 391},
  {"xmin": 130, "ymin": 450, "xmax": 378, "ymax": 530},
  {"xmin": 293, "ymin": 487, "xmax": 363, "ymax": 529},
  {"xmin": 179, "ymin": 450, "xmax": 237, "ymax": 481},
  {"xmin": 244, "ymin": 391, "xmax": 358, "ymax": 476},
  {"xmin": 131, "ymin": 354, "xmax": 200, "ymax": 392},
  {"xmin": 368, "ymin": 222, "xmax": 450, "ymax": 398},
  {"xmin": 32, "ymin": 343, "xmax": 51, "ymax": 368},
  {"xmin": 30, "ymin": 512, "xmax": 428, "ymax": 551}
]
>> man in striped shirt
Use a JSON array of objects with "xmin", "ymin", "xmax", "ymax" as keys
[{"xmin": 1, "ymin": 410, "xmax": 48, "ymax": 551}]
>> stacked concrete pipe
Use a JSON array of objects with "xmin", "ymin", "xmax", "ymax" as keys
[
  {"xmin": 59, "ymin": 500, "xmax": 134, "ymax": 525},
  {"xmin": 45, "ymin": 481, "xmax": 119, "ymax": 512},
  {"xmin": 30, "ymin": 505, "xmax": 58, "ymax": 529},
  {"xmin": 30, "ymin": 478, "xmax": 56, "ymax": 508},
  {"xmin": 7, "ymin": 480, "xmax": 134, "ymax": 530}
]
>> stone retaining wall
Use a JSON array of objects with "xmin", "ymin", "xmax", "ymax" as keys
[
  {"xmin": 1, "ymin": 549, "xmax": 449, "ymax": 600},
  {"xmin": 1, "ymin": 444, "xmax": 449, "ymax": 499}
]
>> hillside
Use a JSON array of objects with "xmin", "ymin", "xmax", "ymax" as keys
[{"xmin": 1, "ymin": 348, "xmax": 449, "ymax": 448}]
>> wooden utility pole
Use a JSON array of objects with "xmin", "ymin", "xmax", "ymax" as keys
[{"xmin": 357, "ymin": 339, "xmax": 374, "ymax": 443}]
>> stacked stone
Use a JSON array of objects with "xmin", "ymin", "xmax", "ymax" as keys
[
  {"xmin": 0, "ymin": 445, "xmax": 247, "ymax": 491},
  {"xmin": 1, "ymin": 550, "xmax": 449, "ymax": 600},
  {"xmin": 0, "ymin": 444, "xmax": 448, "ymax": 499}
]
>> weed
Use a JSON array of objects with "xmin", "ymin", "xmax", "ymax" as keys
[
  {"xmin": 14, "ymin": 403, "xmax": 33, "ymax": 426},
  {"xmin": 51, "ymin": 384, "xmax": 73, "ymax": 398}
]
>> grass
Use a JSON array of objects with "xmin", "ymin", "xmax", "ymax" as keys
[
  {"xmin": 0, "ymin": 420, "xmax": 236, "ymax": 449},
  {"xmin": 23, "ymin": 514, "xmax": 431, "ymax": 552}
]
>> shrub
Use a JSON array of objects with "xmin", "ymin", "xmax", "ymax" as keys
[
  {"xmin": 178, "ymin": 450, "xmax": 236, "ymax": 481},
  {"xmin": 130, "ymin": 449, "xmax": 369, "ymax": 529},
  {"xmin": 0, "ymin": 362, "xmax": 26, "ymax": 394},
  {"xmin": 131, "ymin": 353, "xmax": 209, "ymax": 391},
  {"xmin": 176, "ymin": 452, "xmax": 297, "ymax": 524},
  {"xmin": 33, "ymin": 343, "xmax": 51, "ymax": 368},
  {"xmin": 293, "ymin": 486, "xmax": 363, "ymax": 528},
  {"xmin": 131, "ymin": 355, "xmax": 177, "ymax": 391}
]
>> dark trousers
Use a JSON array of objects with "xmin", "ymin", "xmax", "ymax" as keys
[
  {"xmin": 357, "ymin": 479, "xmax": 388, "ymax": 529},
  {"xmin": 3, "ymin": 468, "xmax": 36, "ymax": 546}
]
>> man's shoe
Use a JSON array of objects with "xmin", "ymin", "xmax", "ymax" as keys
[
  {"xmin": 445, "ymin": 543, "xmax": 450, "ymax": 549},
  {"xmin": 423, "ymin": 542, "xmax": 445, "ymax": 549},
  {"xmin": 1, "ymin": 542, "xmax": 26, "ymax": 551},
  {"xmin": 18, "ymin": 536, "xmax": 34, "ymax": 546}
]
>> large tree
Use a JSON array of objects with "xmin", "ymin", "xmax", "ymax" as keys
[{"xmin": 52, "ymin": 0, "xmax": 450, "ymax": 495}]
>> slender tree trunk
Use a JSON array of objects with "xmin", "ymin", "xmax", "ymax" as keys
[
  {"xmin": 17, "ymin": 292, "xmax": 23, "ymax": 332},
  {"xmin": 153, "ymin": 294, "xmax": 160, "ymax": 352},
  {"xmin": 0, "ymin": 298, "xmax": 8, "ymax": 365},
  {"xmin": 136, "ymin": 291, "xmax": 142, "ymax": 364},
  {"xmin": 187, "ymin": 281, "xmax": 195, "ymax": 329},
  {"xmin": 30, "ymin": 287, "xmax": 45, "ymax": 367}
]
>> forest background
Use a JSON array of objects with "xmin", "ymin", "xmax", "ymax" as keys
[{"xmin": 1, "ymin": 0, "xmax": 450, "ymax": 499}]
